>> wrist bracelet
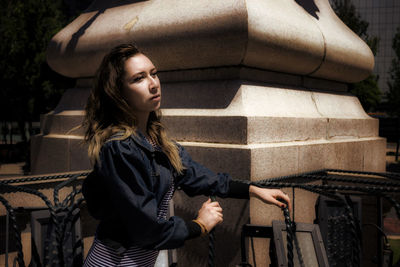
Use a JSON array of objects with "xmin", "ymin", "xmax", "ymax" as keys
[{"xmin": 192, "ymin": 219, "xmax": 208, "ymax": 236}]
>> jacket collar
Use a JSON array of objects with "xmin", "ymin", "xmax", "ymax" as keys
[{"xmin": 131, "ymin": 130, "xmax": 156, "ymax": 153}]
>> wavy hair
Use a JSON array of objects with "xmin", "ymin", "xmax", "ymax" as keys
[{"xmin": 83, "ymin": 44, "xmax": 184, "ymax": 173}]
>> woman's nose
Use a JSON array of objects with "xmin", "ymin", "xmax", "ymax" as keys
[{"xmin": 148, "ymin": 76, "xmax": 159, "ymax": 91}]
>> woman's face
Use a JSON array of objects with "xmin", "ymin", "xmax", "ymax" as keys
[{"xmin": 122, "ymin": 53, "xmax": 161, "ymax": 116}]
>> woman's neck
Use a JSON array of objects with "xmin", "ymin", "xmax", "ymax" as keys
[{"xmin": 135, "ymin": 112, "xmax": 149, "ymax": 135}]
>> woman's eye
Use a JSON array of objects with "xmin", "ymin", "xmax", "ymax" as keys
[
  {"xmin": 151, "ymin": 72, "xmax": 158, "ymax": 77},
  {"xmin": 132, "ymin": 76, "xmax": 143, "ymax": 83}
]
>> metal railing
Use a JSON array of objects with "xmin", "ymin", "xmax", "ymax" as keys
[
  {"xmin": 0, "ymin": 171, "xmax": 90, "ymax": 267},
  {"xmin": 236, "ymin": 169, "xmax": 400, "ymax": 267},
  {"xmin": 1, "ymin": 169, "xmax": 400, "ymax": 267}
]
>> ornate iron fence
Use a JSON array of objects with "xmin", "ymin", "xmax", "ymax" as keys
[
  {"xmin": 240, "ymin": 169, "xmax": 400, "ymax": 267},
  {"xmin": 0, "ymin": 171, "xmax": 90, "ymax": 267},
  {"xmin": 1, "ymin": 169, "xmax": 400, "ymax": 267}
]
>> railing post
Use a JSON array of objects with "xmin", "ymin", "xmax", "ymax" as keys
[
  {"xmin": 5, "ymin": 210, "xmax": 9, "ymax": 267},
  {"xmin": 377, "ymin": 196, "xmax": 383, "ymax": 267}
]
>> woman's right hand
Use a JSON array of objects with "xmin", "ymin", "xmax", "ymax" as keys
[{"xmin": 196, "ymin": 198, "xmax": 223, "ymax": 232}]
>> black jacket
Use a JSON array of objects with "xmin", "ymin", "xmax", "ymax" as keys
[{"xmin": 82, "ymin": 131, "xmax": 249, "ymax": 251}]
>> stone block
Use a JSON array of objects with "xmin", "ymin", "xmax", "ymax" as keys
[
  {"xmin": 31, "ymin": 135, "xmax": 90, "ymax": 174},
  {"xmin": 247, "ymin": 117, "xmax": 327, "ymax": 143},
  {"xmin": 47, "ymin": 0, "xmax": 373, "ymax": 83},
  {"xmin": 47, "ymin": 0, "xmax": 248, "ymax": 77},
  {"xmin": 163, "ymin": 115, "xmax": 248, "ymax": 144},
  {"xmin": 182, "ymin": 143, "xmax": 251, "ymax": 180},
  {"xmin": 161, "ymin": 80, "xmax": 241, "ymax": 110},
  {"xmin": 41, "ymin": 111, "xmax": 85, "ymax": 136},
  {"xmin": 312, "ymin": 90, "xmax": 370, "ymax": 119},
  {"xmin": 180, "ymin": 136, "xmax": 386, "ymax": 218},
  {"xmin": 328, "ymin": 140, "xmax": 365, "ymax": 171},
  {"xmin": 31, "ymin": 135, "xmax": 70, "ymax": 174},
  {"xmin": 250, "ymin": 144, "xmax": 299, "ymax": 180},
  {"xmin": 53, "ymin": 87, "xmax": 91, "ymax": 113},
  {"xmin": 327, "ymin": 118, "xmax": 379, "ymax": 139},
  {"xmin": 159, "ymin": 67, "xmax": 326, "ymax": 90},
  {"xmin": 297, "ymin": 141, "xmax": 335, "ymax": 172},
  {"xmin": 309, "ymin": 0, "xmax": 374, "ymax": 82},
  {"xmin": 162, "ymin": 80, "xmax": 377, "ymax": 145},
  {"xmin": 69, "ymin": 137, "xmax": 91, "ymax": 171},
  {"xmin": 362, "ymin": 137, "xmax": 386, "ymax": 172},
  {"xmin": 245, "ymin": 0, "xmax": 325, "ymax": 74},
  {"xmin": 303, "ymin": 77, "xmax": 348, "ymax": 92}
]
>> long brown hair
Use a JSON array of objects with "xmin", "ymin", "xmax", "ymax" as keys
[{"xmin": 83, "ymin": 44, "xmax": 184, "ymax": 173}]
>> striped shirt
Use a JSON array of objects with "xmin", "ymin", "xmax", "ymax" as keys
[{"xmin": 84, "ymin": 181, "xmax": 175, "ymax": 267}]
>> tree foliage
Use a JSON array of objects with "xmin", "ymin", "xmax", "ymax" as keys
[
  {"xmin": 0, "ymin": 0, "xmax": 90, "ymax": 142},
  {"xmin": 331, "ymin": 0, "xmax": 381, "ymax": 112},
  {"xmin": 386, "ymin": 27, "xmax": 400, "ymax": 117}
]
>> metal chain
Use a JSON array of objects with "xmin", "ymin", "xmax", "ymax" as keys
[
  {"xmin": 0, "ymin": 171, "xmax": 90, "ymax": 185},
  {"xmin": 299, "ymin": 174, "xmax": 400, "ymax": 187},
  {"xmin": 208, "ymin": 195, "xmax": 217, "ymax": 267},
  {"xmin": 324, "ymin": 169, "xmax": 400, "ymax": 180},
  {"xmin": 252, "ymin": 180, "xmax": 400, "ymax": 194},
  {"xmin": 282, "ymin": 201, "xmax": 295, "ymax": 267},
  {"xmin": 0, "ymin": 195, "xmax": 25, "ymax": 267}
]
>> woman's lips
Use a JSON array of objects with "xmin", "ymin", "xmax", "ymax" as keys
[{"xmin": 151, "ymin": 94, "xmax": 161, "ymax": 101}]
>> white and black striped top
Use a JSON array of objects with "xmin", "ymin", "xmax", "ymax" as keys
[{"xmin": 83, "ymin": 181, "xmax": 175, "ymax": 267}]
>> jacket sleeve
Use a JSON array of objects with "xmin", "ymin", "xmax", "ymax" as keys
[
  {"xmin": 95, "ymin": 139, "xmax": 190, "ymax": 250},
  {"xmin": 176, "ymin": 144, "xmax": 250, "ymax": 199}
]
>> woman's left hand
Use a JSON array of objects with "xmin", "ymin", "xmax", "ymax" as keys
[{"xmin": 249, "ymin": 185, "xmax": 291, "ymax": 211}]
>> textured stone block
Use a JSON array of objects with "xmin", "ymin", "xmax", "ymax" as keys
[
  {"xmin": 69, "ymin": 137, "xmax": 91, "ymax": 171},
  {"xmin": 47, "ymin": 0, "xmax": 373, "ymax": 83},
  {"xmin": 327, "ymin": 118, "xmax": 379, "ymax": 139},
  {"xmin": 362, "ymin": 137, "xmax": 386, "ymax": 172},
  {"xmin": 183, "ymin": 143, "xmax": 251, "ymax": 180},
  {"xmin": 41, "ymin": 111, "xmax": 85, "ymax": 136},
  {"xmin": 163, "ymin": 116, "xmax": 248, "ymax": 144},
  {"xmin": 31, "ymin": 135, "xmax": 70, "ymax": 174},
  {"xmin": 163, "ymin": 80, "xmax": 377, "ymax": 144},
  {"xmin": 297, "ymin": 141, "xmax": 335, "ymax": 172},
  {"xmin": 31, "ymin": 135, "xmax": 90, "ymax": 174},
  {"xmin": 247, "ymin": 117, "xmax": 327, "ymax": 143}
]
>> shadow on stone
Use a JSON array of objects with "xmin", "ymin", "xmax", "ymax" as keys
[{"xmin": 295, "ymin": 0, "xmax": 320, "ymax": 19}]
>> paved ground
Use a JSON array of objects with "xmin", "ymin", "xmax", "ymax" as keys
[{"xmin": 0, "ymin": 161, "xmax": 25, "ymax": 177}]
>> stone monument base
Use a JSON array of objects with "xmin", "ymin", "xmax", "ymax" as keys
[{"xmin": 30, "ymin": 72, "xmax": 385, "ymax": 266}]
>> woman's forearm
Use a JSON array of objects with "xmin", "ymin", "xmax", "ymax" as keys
[{"xmin": 249, "ymin": 185, "xmax": 290, "ymax": 210}]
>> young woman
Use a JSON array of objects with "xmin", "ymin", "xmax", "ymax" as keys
[{"xmin": 82, "ymin": 43, "xmax": 290, "ymax": 266}]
